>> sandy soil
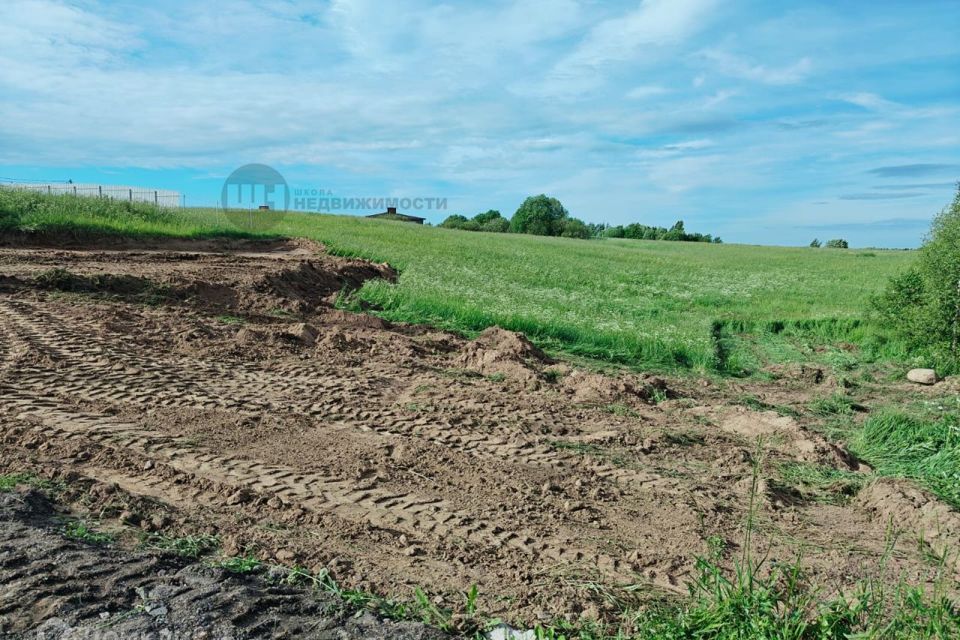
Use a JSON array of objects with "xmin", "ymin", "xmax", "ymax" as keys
[{"xmin": 0, "ymin": 237, "xmax": 956, "ymax": 634}]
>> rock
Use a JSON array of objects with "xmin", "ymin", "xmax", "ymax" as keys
[
  {"xmin": 226, "ymin": 489, "xmax": 253, "ymax": 505},
  {"xmin": 283, "ymin": 322, "xmax": 318, "ymax": 345},
  {"xmin": 487, "ymin": 624, "xmax": 536, "ymax": 640},
  {"xmin": 907, "ymin": 368, "xmax": 938, "ymax": 385},
  {"xmin": 275, "ymin": 549, "xmax": 296, "ymax": 562}
]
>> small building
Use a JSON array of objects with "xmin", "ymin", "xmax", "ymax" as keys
[{"xmin": 366, "ymin": 206, "xmax": 425, "ymax": 224}]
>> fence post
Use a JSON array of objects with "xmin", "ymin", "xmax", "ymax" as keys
[
  {"xmin": 47, "ymin": 185, "xmax": 51, "ymax": 195},
  {"xmin": 73, "ymin": 185, "xmax": 77, "ymax": 196},
  {"xmin": 129, "ymin": 188, "xmax": 133, "ymax": 202},
  {"xmin": 155, "ymin": 190, "xmax": 158, "ymax": 205},
  {"xmin": 99, "ymin": 185, "xmax": 102, "ymax": 198}
]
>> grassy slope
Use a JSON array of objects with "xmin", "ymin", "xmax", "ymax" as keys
[{"xmin": 7, "ymin": 191, "xmax": 913, "ymax": 372}]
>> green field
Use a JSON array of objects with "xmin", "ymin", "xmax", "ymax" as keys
[{"xmin": 3, "ymin": 190, "xmax": 916, "ymax": 372}]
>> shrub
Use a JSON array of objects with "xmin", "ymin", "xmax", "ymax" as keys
[
  {"xmin": 825, "ymin": 238, "xmax": 849, "ymax": 248},
  {"xmin": 559, "ymin": 218, "xmax": 590, "ymax": 239},
  {"xmin": 473, "ymin": 209, "xmax": 503, "ymax": 225},
  {"xmin": 0, "ymin": 188, "xmax": 35, "ymax": 230},
  {"xmin": 440, "ymin": 210, "xmax": 509, "ymax": 233},
  {"xmin": 509, "ymin": 195, "xmax": 569, "ymax": 236},
  {"xmin": 873, "ymin": 185, "xmax": 960, "ymax": 364},
  {"xmin": 480, "ymin": 217, "xmax": 509, "ymax": 233},
  {"xmin": 439, "ymin": 214, "xmax": 468, "ymax": 229},
  {"xmin": 810, "ymin": 238, "xmax": 821, "ymax": 248}
]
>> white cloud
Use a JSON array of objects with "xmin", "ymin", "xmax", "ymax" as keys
[
  {"xmin": 839, "ymin": 92, "xmax": 900, "ymax": 111},
  {"xmin": 701, "ymin": 49, "xmax": 812, "ymax": 85},
  {"xmin": 532, "ymin": 0, "xmax": 718, "ymax": 96},
  {"xmin": 626, "ymin": 85, "xmax": 670, "ymax": 99}
]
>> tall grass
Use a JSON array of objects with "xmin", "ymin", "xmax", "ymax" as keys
[
  {"xmin": 852, "ymin": 411, "xmax": 960, "ymax": 509},
  {"xmin": 1, "ymin": 189, "xmax": 916, "ymax": 372}
]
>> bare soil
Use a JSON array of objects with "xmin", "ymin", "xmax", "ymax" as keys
[{"xmin": 0, "ymin": 237, "xmax": 956, "ymax": 634}]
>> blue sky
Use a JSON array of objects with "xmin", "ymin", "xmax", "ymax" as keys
[{"xmin": 0, "ymin": 0, "xmax": 957, "ymax": 246}]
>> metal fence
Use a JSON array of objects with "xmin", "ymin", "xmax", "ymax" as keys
[{"xmin": 0, "ymin": 181, "xmax": 183, "ymax": 208}]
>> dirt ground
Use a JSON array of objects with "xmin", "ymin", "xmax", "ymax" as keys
[{"xmin": 1, "ymin": 237, "xmax": 957, "ymax": 635}]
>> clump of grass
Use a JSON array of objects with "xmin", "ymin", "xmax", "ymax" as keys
[
  {"xmin": 777, "ymin": 462, "xmax": 869, "ymax": 504},
  {"xmin": 140, "ymin": 532, "xmax": 220, "ymax": 558},
  {"xmin": 808, "ymin": 392, "xmax": 858, "ymax": 417},
  {"xmin": 278, "ymin": 565, "xmax": 486, "ymax": 634},
  {"xmin": 543, "ymin": 368, "xmax": 564, "ymax": 383},
  {"xmin": 604, "ymin": 403, "xmax": 640, "ymax": 417},
  {"xmin": 0, "ymin": 472, "xmax": 64, "ymax": 495},
  {"xmin": 737, "ymin": 394, "xmax": 800, "ymax": 417},
  {"xmin": 663, "ymin": 432, "xmax": 706, "ymax": 447},
  {"xmin": 216, "ymin": 314, "xmax": 246, "ymax": 325},
  {"xmin": 219, "ymin": 555, "xmax": 262, "ymax": 574},
  {"xmin": 851, "ymin": 411, "xmax": 960, "ymax": 508},
  {"xmin": 62, "ymin": 520, "xmax": 114, "ymax": 545}
]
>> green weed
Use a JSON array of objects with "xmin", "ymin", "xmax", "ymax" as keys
[
  {"xmin": 140, "ymin": 532, "xmax": 220, "ymax": 558},
  {"xmin": 62, "ymin": 520, "xmax": 113, "ymax": 545},
  {"xmin": 219, "ymin": 555, "xmax": 262, "ymax": 574}
]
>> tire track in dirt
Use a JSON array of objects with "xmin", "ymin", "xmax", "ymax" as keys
[
  {"xmin": 0, "ymin": 299, "xmax": 679, "ymax": 496},
  {"xmin": 1, "ymin": 389, "xmax": 645, "ymax": 586},
  {"xmin": 0, "ymin": 296, "xmax": 695, "ymax": 597},
  {"xmin": 0, "ymin": 490, "xmax": 444, "ymax": 639}
]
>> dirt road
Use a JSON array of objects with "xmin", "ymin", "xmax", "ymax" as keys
[{"xmin": 0, "ymin": 237, "xmax": 954, "ymax": 634}]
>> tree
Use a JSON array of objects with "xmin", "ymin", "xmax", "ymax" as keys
[
  {"xmin": 560, "ymin": 218, "xmax": 590, "ymax": 239},
  {"xmin": 473, "ymin": 209, "xmax": 503, "ymax": 225},
  {"xmin": 510, "ymin": 195, "xmax": 569, "ymax": 236},
  {"xmin": 873, "ymin": 185, "xmax": 960, "ymax": 364},
  {"xmin": 440, "ymin": 214, "xmax": 468, "ymax": 229},
  {"xmin": 810, "ymin": 238, "xmax": 821, "ymax": 248},
  {"xmin": 587, "ymin": 222, "xmax": 607, "ymax": 237},
  {"xmin": 825, "ymin": 238, "xmax": 849, "ymax": 249},
  {"xmin": 481, "ymin": 217, "xmax": 510, "ymax": 233}
]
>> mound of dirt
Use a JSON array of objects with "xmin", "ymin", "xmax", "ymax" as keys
[
  {"xmin": 857, "ymin": 478, "xmax": 960, "ymax": 546},
  {"xmin": 560, "ymin": 371, "xmax": 669, "ymax": 406},
  {"xmin": 763, "ymin": 363, "xmax": 826, "ymax": 385},
  {"xmin": 455, "ymin": 327, "xmax": 553, "ymax": 385},
  {"xmin": 714, "ymin": 408, "xmax": 859, "ymax": 468},
  {"xmin": 258, "ymin": 260, "xmax": 395, "ymax": 312}
]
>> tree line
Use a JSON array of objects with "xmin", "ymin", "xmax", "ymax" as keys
[{"xmin": 439, "ymin": 194, "xmax": 720, "ymax": 243}]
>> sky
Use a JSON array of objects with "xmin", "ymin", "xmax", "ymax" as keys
[{"xmin": 0, "ymin": 0, "xmax": 958, "ymax": 247}]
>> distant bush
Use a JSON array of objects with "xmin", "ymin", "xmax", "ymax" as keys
[
  {"xmin": 825, "ymin": 238, "xmax": 849, "ymax": 249},
  {"xmin": 0, "ymin": 188, "xmax": 26, "ymax": 230},
  {"xmin": 601, "ymin": 219, "xmax": 719, "ymax": 243},
  {"xmin": 873, "ymin": 186, "xmax": 960, "ymax": 365},
  {"xmin": 440, "ymin": 210, "xmax": 509, "ymax": 233},
  {"xmin": 481, "ymin": 217, "xmax": 509, "ymax": 233},
  {"xmin": 560, "ymin": 218, "xmax": 590, "ymax": 239},
  {"xmin": 510, "ymin": 195, "xmax": 569, "ymax": 236},
  {"xmin": 439, "ymin": 214, "xmax": 468, "ymax": 229},
  {"xmin": 810, "ymin": 238, "xmax": 821, "ymax": 248}
]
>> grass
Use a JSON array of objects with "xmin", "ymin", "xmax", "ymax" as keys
[
  {"xmin": 218, "ymin": 555, "xmax": 262, "ymax": 574},
  {"xmin": 851, "ymin": 410, "xmax": 960, "ymax": 509},
  {"xmin": 62, "ymin": 520, "xmax": 114, "ymax": 545},
  {"xmin": 1, "ymin": 189, "xmax": 918, "ymax": 373},
  {"xmin": 777, "ymin": 462, "xmax": 869, "ymax": 505},
  {"xmin": 139, "ymin": 532, "xmax": 220, "ymax": 558},
  {"xmin": 0, "ymin": 472, "xmax": 63, "ymax": 494}
]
